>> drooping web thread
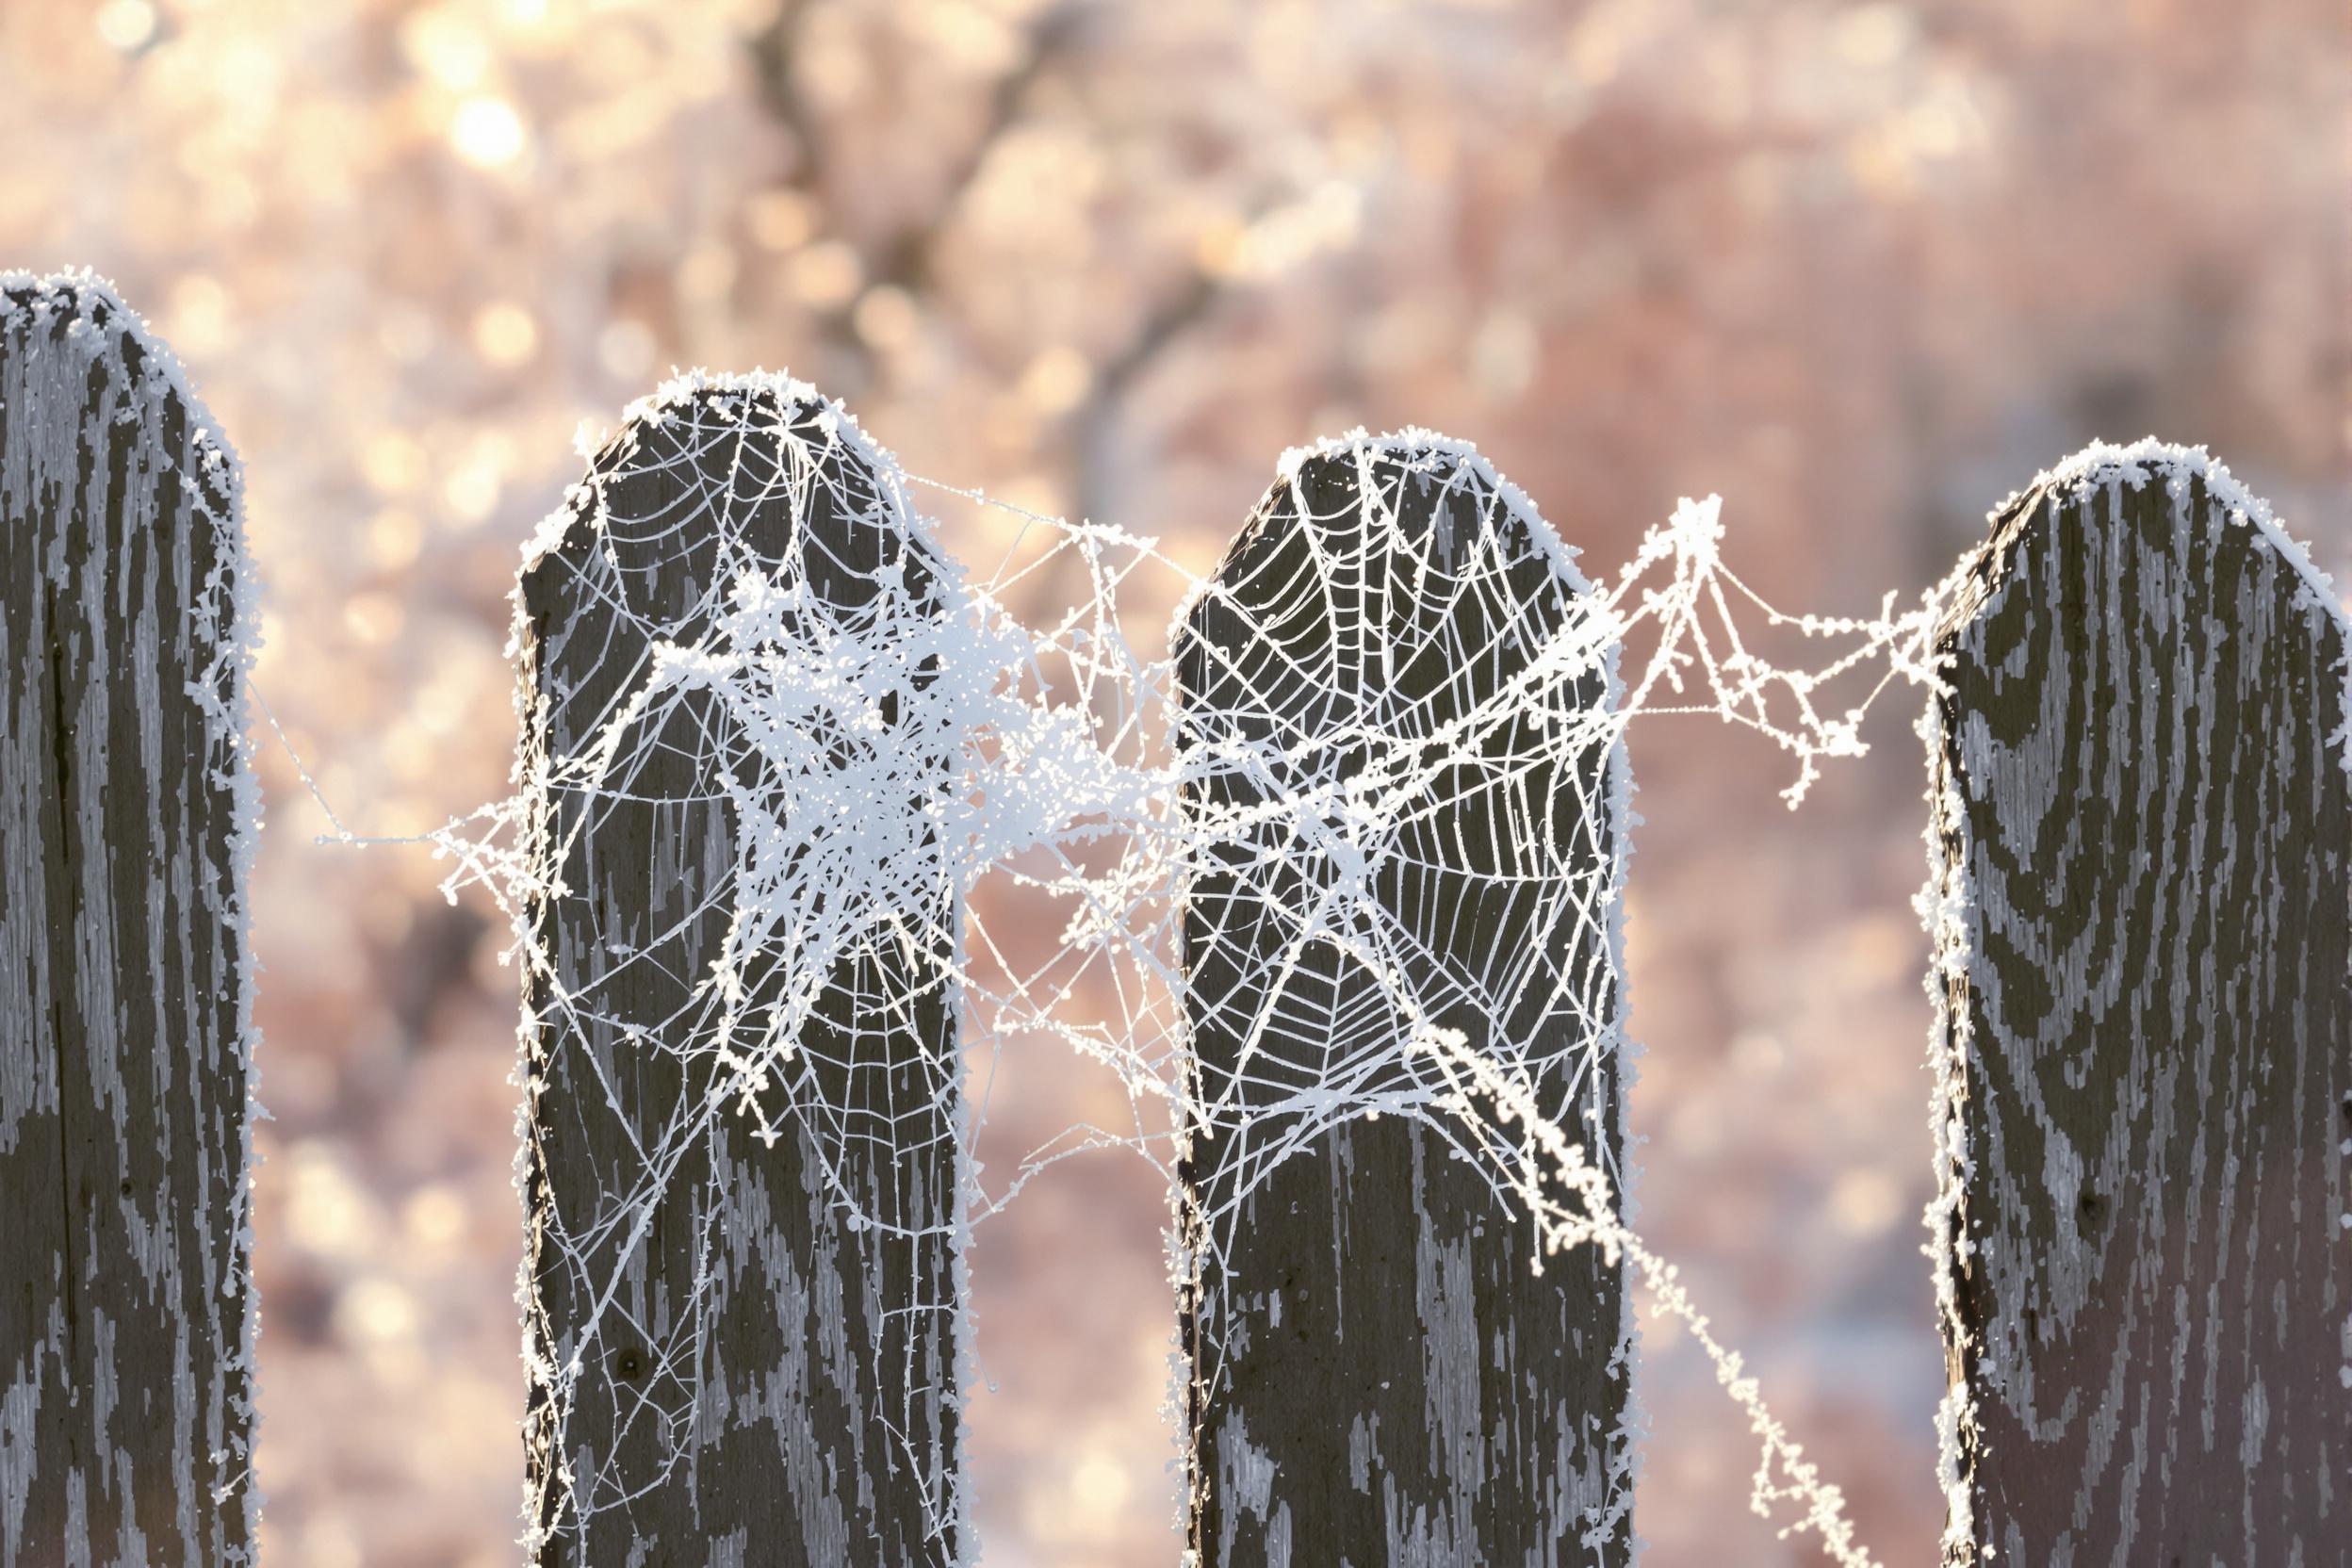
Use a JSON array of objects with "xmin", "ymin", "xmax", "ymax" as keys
[{"xmin": 409, "ymin": 372, "xmax": 1949, "ymax": 1564}]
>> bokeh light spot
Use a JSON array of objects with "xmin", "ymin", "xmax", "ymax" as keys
[{"xmin": 449, "ymin": 94, "xmax": 527, "ymax": 168}]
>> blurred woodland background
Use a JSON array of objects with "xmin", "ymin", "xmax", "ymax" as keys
[{"xmin": 1, "ymin": 0, "xmax": 2344, "ymax": 1563}]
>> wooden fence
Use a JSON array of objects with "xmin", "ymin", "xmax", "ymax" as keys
[{"xmin": 2, "ymin": 274, "xmax": 2344, "ymax": 1567}]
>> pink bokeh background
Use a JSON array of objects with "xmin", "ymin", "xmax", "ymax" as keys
[{"xmin": 2, "ymin": 1, "xmax": 2343, "ymax": 1561}]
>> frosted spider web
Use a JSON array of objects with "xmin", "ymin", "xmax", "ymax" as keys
[{"xmin": 375, "ymin": 372, "xmax": 1956, "ymax": 1565}]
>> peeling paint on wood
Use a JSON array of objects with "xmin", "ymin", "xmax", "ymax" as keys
[
  {"xmin": 1177, "ymin": 434, "xmax": 1631, "ymax": 1567},
  {"xmin": 0, "ymin": 274, "xmax": 259, "ymax": 1567},
  {"xmin": 1925, "ymin": 447, "xmax": 2350, "ymax": 1565},
  {"xmin": 516, "ymin": 381, "xmax": 963, "ymax": 1565}
]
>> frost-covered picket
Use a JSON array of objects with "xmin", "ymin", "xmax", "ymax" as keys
[
  {"xmin": 0, "ymin": 273, "xmax": 260, "ymax": 1568},
  {"xmin": 1175, "ymin": 434, "xmax": 1634, "ymax": 1563},
  {"xmin": 510, "ymin": 379, "xmax": 968, "ymax": 1564},
  {"xmin": 1921, "ymin": 441, "xmax": 2351, "ymax": 1566}
]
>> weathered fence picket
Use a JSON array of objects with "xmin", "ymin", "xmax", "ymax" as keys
[
  {"xmin": 1923, "ymin": 445, "xmax": 2350, "ymax": 1564},
  {"xmin": 1175, "ymin": 435, "xmax": 1632, "ymax": 1565},
  {"xmin": 0, "ymin": 276, "xmax": 258, "ymax": 1565},
  {"xmin": 515, "ymin": 379, "xmax": 965, "ymax": 1564}
]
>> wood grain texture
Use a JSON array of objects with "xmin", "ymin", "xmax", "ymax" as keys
[
  {"xmin": 1926, "ymin": 454, "xmax": 2350, "ymax": 1566},
  {"xmin": 517, "ymin": 384, "xmax": 962, "ymax": 1565},
  {"xmin": 1176, "ymin": 436, "xmax": 1631, "ymax": 1567},
  {"xmin": 0, "ymin": 277, "xmax": 258, "ymax": 1566}
]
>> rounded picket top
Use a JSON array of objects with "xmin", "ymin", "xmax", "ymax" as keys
[
  {"xmin": 1, "ymin": 271, "xmax": 245, "ymax": 530},
  {"xmin": 520, "ymin": 373, "xmax": 954, "ymax": 637},
  {"xmin": 1176, "ymin": 429, "xmax": 1635, "ymax": 1566},
  {"xmin": 1177, "ymin": 429, "xmax": 1600, "ymax": 733},
  {"xmin": 514, "ymin": 372, "xmax": 968, "ymax": 1565},
  {"xmin": 1, "ymin": 271, "xmax": 260, "ymax": 1565},
  {"xmin": 1924, "ymin": 439, "xmax": 2350, "ymax": 1565},
  {"xmin": 1230, "ymin": 427, "xmax": 1596, "ymax": 580}
]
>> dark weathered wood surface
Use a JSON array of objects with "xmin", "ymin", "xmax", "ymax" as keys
[
  {"xmin": 518, "ymin": 383, "xmax": 962, "ymax": 1565},
  {"xmin": 0, "ymin": 276, "xmax": 258, "ymax": 1566},
  {"xmin": 1927, "ymin": 451, "xmax": 2349, "ymax": 1565},
  {"xmin": 1176, "ymin": 436, "xmax": 1630, "ymax": 1566}
]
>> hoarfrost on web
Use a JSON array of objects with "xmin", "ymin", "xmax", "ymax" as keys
[
  {"xmin": 416, "ymin": 375, "xmax": 1946, "ymax": 1563},
  {"xmin": 401, "ymin": 371, "xmax": 2351, "ymax": 1564}
]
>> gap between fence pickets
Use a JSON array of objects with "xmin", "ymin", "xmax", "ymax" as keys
[
  {"xmin": 1917, "ymin": 436, "xmax": 2352, "ymax": 1566},
  {"xmin": 0, "ymin": 270, "xmax": 264, "ymax": 1566}
]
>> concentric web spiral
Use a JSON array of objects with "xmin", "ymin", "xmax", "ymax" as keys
[{"xmin": 416, "ymin": 372, "xmax": 1950, "ymax": 1564}]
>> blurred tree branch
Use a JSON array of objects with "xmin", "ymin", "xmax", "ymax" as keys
[
  {"xmin": 744, "ymin": 0, "xmax": 1244, "ymax": 575},
  {"xmin": 1073, "ymin": 265, "xmax": 1225, "ymax": 530},
  {"xmin": 872, "ymin": 2, "xmax": 1096, "ymax": 294},
  {"xmin": 745, "ymin": 1, "xmax": 1098, "ymax": 351},
  {"xmin": 746, "ymin": 0, "xmax": 831, "ymax": 194}
]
